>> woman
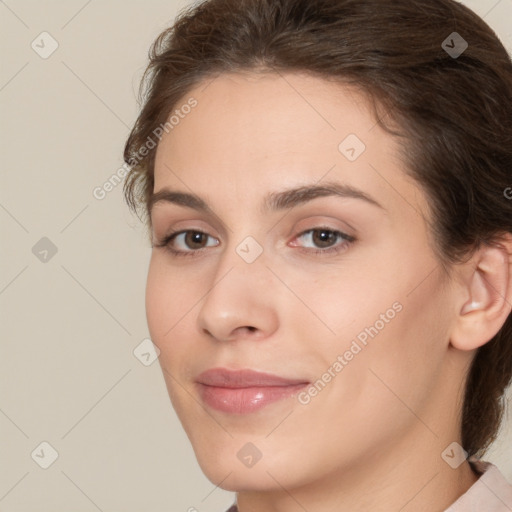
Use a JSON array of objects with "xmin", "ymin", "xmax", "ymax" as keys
[{"xmin": 123, "ymin": 0, "xmax": 512, "ymax": 510}]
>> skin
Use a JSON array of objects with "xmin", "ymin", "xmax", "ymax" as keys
[{"xmin": 145, "ymin": 71, "xmax": 512, "ymax": 511}]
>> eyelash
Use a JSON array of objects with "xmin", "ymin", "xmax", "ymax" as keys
[{"xmin": 153, "ymin": 227, "xmax": 356, "ymax": 258}]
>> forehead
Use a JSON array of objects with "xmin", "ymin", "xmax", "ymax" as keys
[
  {"xmin": 152, "ymin": 71, "xmax": 428, "ymax": 223},
  {"xmin": 159, "ymin": 71, "xmax": 375, "ymax": 157},
  {"xmin": 155, "ymin": 72, "xmax": 381, "ymax": 176}
]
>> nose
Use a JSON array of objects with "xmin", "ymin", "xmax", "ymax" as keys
[{"xmin": 196, "ymin": 242, "xmax": 279, "ymax": 343}]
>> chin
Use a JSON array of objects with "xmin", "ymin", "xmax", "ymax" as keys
[
  {"xmin": 198, "ymin": 460, "xmax": 289, "ymax": 492},
  {"xmin": 190, "ymin": 436, "xmax": 312, "ymax": 492}
]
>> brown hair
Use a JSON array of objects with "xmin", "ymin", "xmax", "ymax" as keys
[{"xmin": 123, "ymin": 0, "xmax": 512, "ymax": 458}]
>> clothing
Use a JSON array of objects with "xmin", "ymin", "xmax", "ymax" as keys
[
  {"xmin": 224, "ymin": 460, "xmax": 512, "ymax": 511},
  {"xmin": 445, "ymin": 460, "xmax": 512, "ymax": 511}
]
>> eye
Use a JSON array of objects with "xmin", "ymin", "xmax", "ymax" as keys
[
  {"xmin": 290, "ymin": 227, "xmax": 355, "ymax": 255},
  {"xmin": 153, "ymin": 229, "xmax": 219, "ymax": 257},
  {"xmin": 154, "ymin": 226, "xmax": 355, "ymax": 258}
]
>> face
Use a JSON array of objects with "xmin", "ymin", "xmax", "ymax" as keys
[{"xmin": 146, "ymin": 72, "xmax": 460, "ymax": 492}]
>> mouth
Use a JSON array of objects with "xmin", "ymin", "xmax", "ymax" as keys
[{"xmin": 195, "ymin": 368, "xmax": 310, "ymax": 414}]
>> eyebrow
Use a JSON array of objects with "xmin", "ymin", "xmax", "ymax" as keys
[{"xmin": 148, "ymin": 181, "xmax": 385, "ymax": 217}]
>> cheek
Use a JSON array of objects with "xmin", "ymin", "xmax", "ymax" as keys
[
  {"xmin": 285, "ymin": 260, "xmax": 399, "ymax": 344},
  {"xmin": 330, "ymin": 276, "xmax": 451, "ymax": 423},
  {"xmin": 145, "ymin": 256, "xmax": 192, "ymax": 354},
  {"xmin": 289, "ymin": 252, "xmax": 451, "ymax": 411},
  {"xmin": 145, "ymin": 258, "xmax": 197, "ymax": 406},
  {"xmin": 145, "ymin": 258, "xmax": 168, "ymax": 342}
]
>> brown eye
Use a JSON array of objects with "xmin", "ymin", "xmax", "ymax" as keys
[
  {"xmin": 153, "ymin": 229, "xmax": 220, "ymax": 257},
  {"xmin": 184, "ymin": 231, "xmax": 209, "ymax": 249},
  {"xmin": 291, "ymin": 227, "xmax": 356, "ymax": 256},
  {"xmin": 311, "ymin": 229, "xmax": 338, "ymax": 248}
]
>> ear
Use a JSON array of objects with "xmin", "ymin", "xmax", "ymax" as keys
[{"xmin": 450, "ymin": 233, "xmax": 512, "ymax": 351}]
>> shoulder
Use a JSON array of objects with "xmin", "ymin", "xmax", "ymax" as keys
[{"xmin": 445, "ymin": 459, "xmax": 512, "ymax": 512}]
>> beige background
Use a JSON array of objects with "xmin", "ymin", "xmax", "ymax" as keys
[{"xmin": 1, "ymin": 1, "xmax": 511, "ymax": 510}]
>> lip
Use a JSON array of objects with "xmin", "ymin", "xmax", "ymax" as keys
[{"xmin": 196, "ymin": 368, "xmax": 310, "ymax": 414}]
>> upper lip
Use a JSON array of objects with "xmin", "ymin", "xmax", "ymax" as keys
[{"xmin": 196, "ymin": 368, "xmax": 310, "ymax": 388}]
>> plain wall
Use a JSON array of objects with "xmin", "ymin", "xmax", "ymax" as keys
[{"xmin": 1, "ymin": 1, "xmax": 511, "ymax": 510}]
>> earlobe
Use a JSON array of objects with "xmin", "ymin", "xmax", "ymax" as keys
[{"xmin": 450, "ymin": 235, "xmax": 512, "ymax": 351}]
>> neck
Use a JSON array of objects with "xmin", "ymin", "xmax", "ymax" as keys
[{"xmin": 235, "ymin": 424, "xmax": 480, "ymax": 512}]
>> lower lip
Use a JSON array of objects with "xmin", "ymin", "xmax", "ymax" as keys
[{"xmin": 197, "ymin": 383, "xmax": 308, "ymax": 414}]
